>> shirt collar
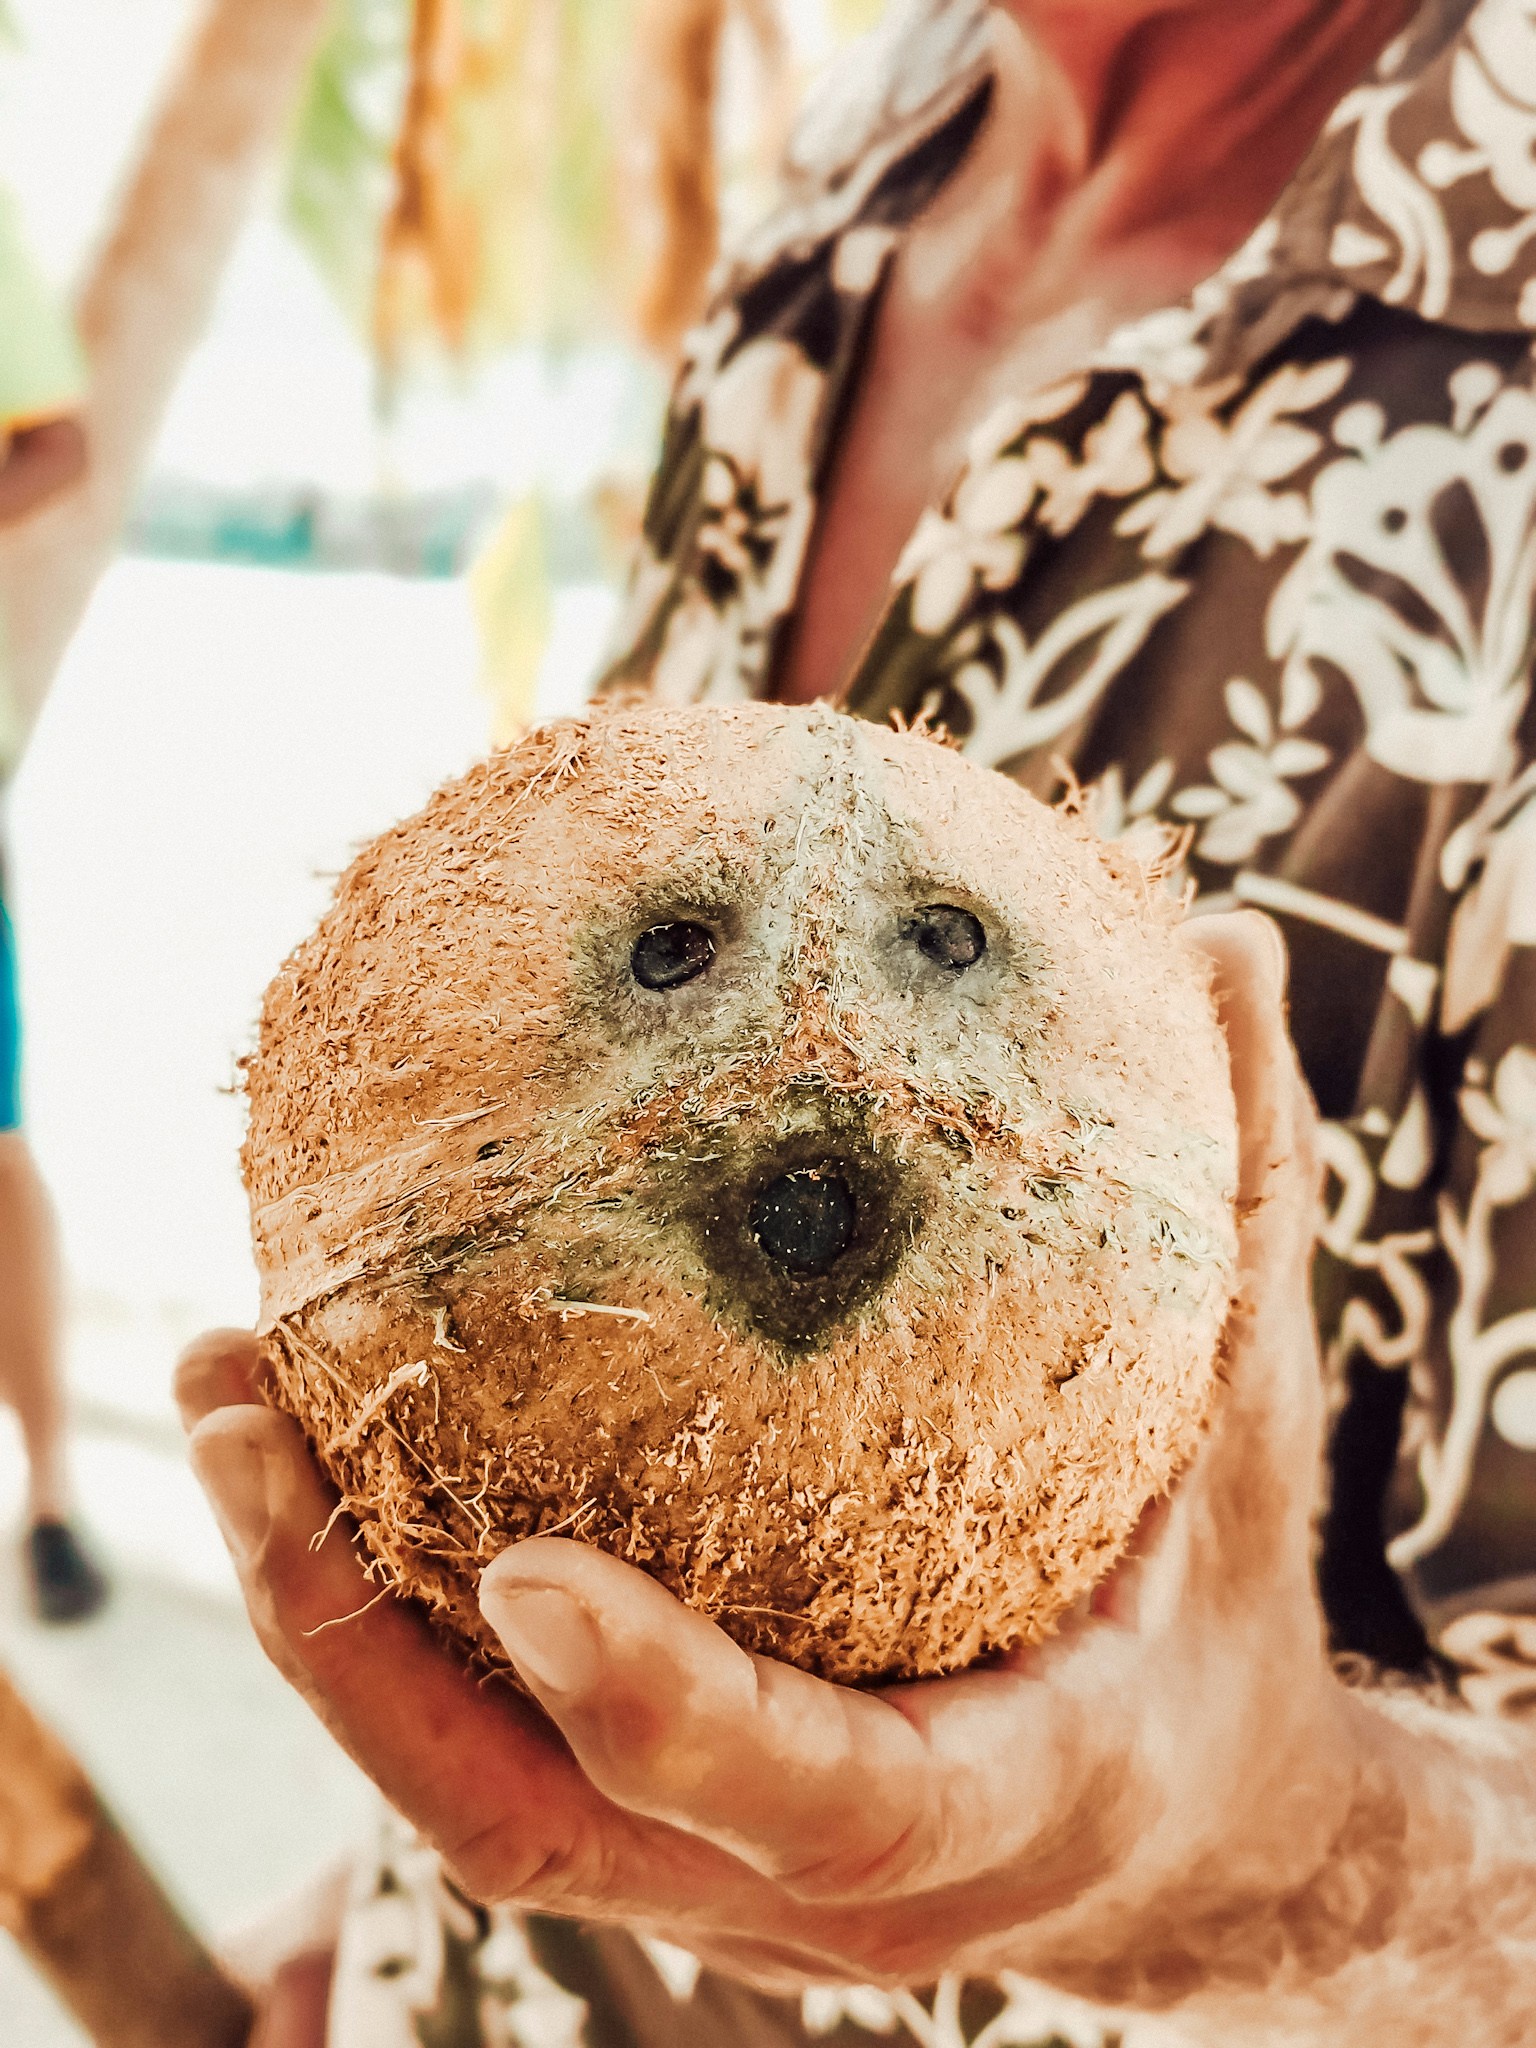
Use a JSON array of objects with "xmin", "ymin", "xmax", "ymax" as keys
[
  {"xmin": 754, "ymin": 0, "xmax": 1529, "ymax": 383},
  {"xmin": 700, "ymin": 0, "xmax": 1534, "ymax": 433},
  {"xmin": 1193, "ymin": 0, "xmax": 1536, "ymax": 377}
]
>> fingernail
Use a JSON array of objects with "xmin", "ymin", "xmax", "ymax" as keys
[
  {"xmin": 484, "ymin": 1585, "xmax": 603, "ymax": 1695},
  {"xmin": 190, "ymin": 1426, "xmax": 274, "ymax": 1565}
]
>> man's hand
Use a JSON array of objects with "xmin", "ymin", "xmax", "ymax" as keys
[{"xmin": 180, "ymin": 912, "xmax": 1364, "ymax": 2011}]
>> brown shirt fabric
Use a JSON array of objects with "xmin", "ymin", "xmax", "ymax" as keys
[
  {"xmin": 606, "ymin": 0, "xmax": 1536, "ymax": 1675},
  {"xmin": 332, "ymin": 0, "xmax": 1536, "ymax": 2039}
]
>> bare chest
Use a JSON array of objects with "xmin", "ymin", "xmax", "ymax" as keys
[
  {"xmin": 782, "ymin": 280, "xmax": 1155, "ymax": 708},
  {"xmin": 773, "ymin": 233, "xmax": 1194, "ymax": 707}
]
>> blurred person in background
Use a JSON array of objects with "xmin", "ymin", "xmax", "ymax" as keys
[
  {"xmin": 187, "ymin": 0, "xmax": 1536, "ymax": 2041},
  {"xmin": 0, "ymin": 180, "xmax": 106, "ymax": 1624}
]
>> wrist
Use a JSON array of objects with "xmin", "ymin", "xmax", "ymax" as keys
[
  {"xmin": 1095, "ymin": 1678, "xmax": 1535, "ymax": 2041},
  {"xmin": 997, "ymin": 1665, "xmax": 1368, "ymax": 2008}
]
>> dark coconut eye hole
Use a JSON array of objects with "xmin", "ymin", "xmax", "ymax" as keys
[
  {"xmin": 907, "ymin": 904, "xmax": 986, "ymax": 971},
  {"xmin": 632, "ymin": 920, "xmax": 716, "ymax": 990}
]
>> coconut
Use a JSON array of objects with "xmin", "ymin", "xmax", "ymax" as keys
[{"xmin": 243, "ymin": 700, "xmax": 1238, "ymax": 1685}]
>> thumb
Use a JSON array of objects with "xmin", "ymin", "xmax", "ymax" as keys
[{"xmin": 479, "ymin": 1538, "xmax": 940, "ymax": 1900}]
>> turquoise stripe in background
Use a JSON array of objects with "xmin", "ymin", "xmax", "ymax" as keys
[{"xmin": 0, "ymin": 895, "xmax": 23, "ymax": 1131}]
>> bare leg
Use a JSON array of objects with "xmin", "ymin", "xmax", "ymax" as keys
[
  {"xmin": 0, "ymin": 1127, "xmax": 70, "ymax": 1519},
  {"xmin": 0, "ymin": 1128, "xmax": 108, "ymax": 1619}
]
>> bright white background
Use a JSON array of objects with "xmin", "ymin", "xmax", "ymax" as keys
[
  {"xmin": 0, "ymin": 0, "xmax": 625, "ymax": 1570},
  {"xmin": 0, "ymin": 4, "xmax": 622, "ymax": 2037}
]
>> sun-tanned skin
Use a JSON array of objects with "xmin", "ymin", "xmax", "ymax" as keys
[
  {"xmin": 0, "ymin": 417, "xmax": 85, "ymax": 529},
  {"xmin": 778, "ymin": 0, "xmax": 1414, "ymax": 704},
  {"xmin": 184, "ymin": 918, "xmax": 1536, "ymax": 2045},
  {"xmin": 0, "ymin": 417, "xmax": 87, "ymax": 1531},
  {"xmin": 184, "ymin": 4, "xmax": 1536, "ymax": 2041}
]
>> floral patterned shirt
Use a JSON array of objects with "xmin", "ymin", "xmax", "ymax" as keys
[{"xmin": 336, "ymin": 0, "xmax": 1536, "ymax": 2039}]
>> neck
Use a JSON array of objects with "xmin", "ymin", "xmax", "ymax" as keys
[
  {"xmin": 869, "ymin": 0, "xmax": 1418, "ymax": 502},
  {"xmin": 996, "ymin": 0, "xmax": 1415, "ymax": 251}
]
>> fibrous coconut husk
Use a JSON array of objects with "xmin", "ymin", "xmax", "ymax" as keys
[{"xmin": 243, "ymin": 701, "xmax": 1237, "ymax": 1684}]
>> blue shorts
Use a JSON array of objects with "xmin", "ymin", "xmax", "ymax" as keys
[{"xmin": 0, "ymin": 896, "xmax": 21, "ymax": 1132}]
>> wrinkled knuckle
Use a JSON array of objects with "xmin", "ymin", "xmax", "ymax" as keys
[
  {"xmin": 237, "ymin": 1567, "xmax": 314, "ymax": 1694},
  {"xmin": 252, "ymin": 1530, "xmax": 316, "ymax": 1632},
  {"xmin": 251, "ymin": 1535, "xmax": 362, "ymax": 1679},
  {"xmin": 584, "ymin": 1689, "xmax": 698, "ymax": 1805},
  {"xmin": 777, "ymin": 1812, "xmax": 930, "ymax": 1905},
  {"xmin": 444, "ymin": 1819, "xmax": 557, "ymax": 1908},
  {"xmin": 800, "ymin": 1913, "xmax": 943, "ymax": 1987},
  {"xmin": 451, "ymin": 1809, "xmax": 618, "ymax": 1913}
]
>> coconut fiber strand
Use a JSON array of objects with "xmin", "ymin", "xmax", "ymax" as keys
[{"xmin": 244, "ymin": 702, "xmax": 1238, "ymax": 1685}]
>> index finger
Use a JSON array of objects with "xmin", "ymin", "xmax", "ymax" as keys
[{"xmin": 179, "ymin": 1357, "xmax": 761, "ymax": 1923}]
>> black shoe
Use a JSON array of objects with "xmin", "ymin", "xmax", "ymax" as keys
[{"xmin": 25, "ymin": 1519, "xmax": 110, "ymax": 1624}]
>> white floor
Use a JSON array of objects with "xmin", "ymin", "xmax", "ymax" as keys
[{"xmin": 0, "ymin": 553, "xmax": 611, "ymax": 2040}]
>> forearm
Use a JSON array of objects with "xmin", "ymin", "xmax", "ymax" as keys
[
  {"xmin": 1071, "ymin": 1684, "xmax": 1536, "ymax": 2046},
  {"xmin": 1292, "ymin": 1686, "xmax": 1535, "ymax": 2041}
]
